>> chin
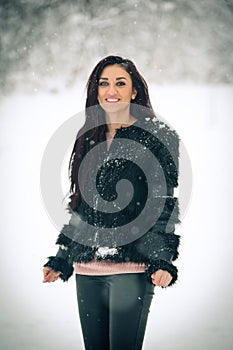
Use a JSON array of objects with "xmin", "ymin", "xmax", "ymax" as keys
[{"xmin": 100, "ymin": 102, "xmax": 130, "ymax": 113}]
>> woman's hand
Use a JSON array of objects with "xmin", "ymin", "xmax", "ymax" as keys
[
  {"xmin": 43, "ymin": 267, "xmax": 61, "ymax": 283},
  {"xmin": 151, "ymin": 269, "xmax": 172, "ymax": 287}
]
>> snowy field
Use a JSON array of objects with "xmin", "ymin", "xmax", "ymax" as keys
[{"xmin": 0, "ymin": 83, "xmax": 232, "ymax": 350}]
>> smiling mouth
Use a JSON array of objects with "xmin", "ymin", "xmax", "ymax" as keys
[{"xmin": 105, "ymin": 98, "xmax": 120, "ymax": 103}]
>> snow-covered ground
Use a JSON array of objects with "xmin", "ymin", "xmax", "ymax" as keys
[{"xmin": 0, "ymin": 84, "xmax": 232, "ymax": 350}]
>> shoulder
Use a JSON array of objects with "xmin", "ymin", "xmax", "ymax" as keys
[
  {"xmin": 147, "ymin": 117, "xmax": 179, "ymax": 141},
  {"xmin": 135, "ymin": 117, "xmax": 180, "ymax": 151}
]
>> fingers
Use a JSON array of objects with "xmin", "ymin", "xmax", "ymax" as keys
[
  {"xmin": 43, "ymin": 271, "xmax": 60, "ymax": 283},
  {"xmin": 43, "ymin": 267, "xmax": 61, "ymax": 283},
  {"xmin": 151, "ymin": 269, "xmax": 172, "ymax": 287}
]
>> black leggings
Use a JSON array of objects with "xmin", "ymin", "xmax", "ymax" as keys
[{"xmin": 76, "ymin": 273, "xmax": 155, "ymax": 350}]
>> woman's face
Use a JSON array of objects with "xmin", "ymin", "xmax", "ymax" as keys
[{"xmin": 97, "ymin": 65, "xmax": 137, "ymax": 114}]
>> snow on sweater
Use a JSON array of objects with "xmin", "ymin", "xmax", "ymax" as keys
[{"xmin": 74, "ymin": 129, "xmax": 146, "ymax": 275}]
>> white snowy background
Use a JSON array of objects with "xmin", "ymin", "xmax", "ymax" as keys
[{"xmin": 0, "ymin": 1, "xmax": 233, "ymax": 350}]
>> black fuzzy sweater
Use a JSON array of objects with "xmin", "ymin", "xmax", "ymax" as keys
[{"xmin": 44, "ymin": 117, "xmax": 181, "ymax": 286}]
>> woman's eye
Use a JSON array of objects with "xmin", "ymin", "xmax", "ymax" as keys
[
  {"xmin": 99, "ymin": 81, "xmax": 108, "ymax": 86},
  {"xmin": 98, "ymin": 81, "xmax": 126, "ymax": 87}
]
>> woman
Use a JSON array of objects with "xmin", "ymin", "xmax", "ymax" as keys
[{"xmin": 43, "ymin": 55, "xmax": 180, "ymax": 350}]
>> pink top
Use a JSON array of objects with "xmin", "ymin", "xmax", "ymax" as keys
[
  {"xmin": 74, "ymin": 259, "xmax": 146, "ymax": 275},
  {"xmin": 74, "ymin": 129, "xmax": 146, "ymax": 275}
]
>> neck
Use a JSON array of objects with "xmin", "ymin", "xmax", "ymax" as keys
[{"xmin": 105, "ymin": 110, "xmax": 137, "ymax": 132}]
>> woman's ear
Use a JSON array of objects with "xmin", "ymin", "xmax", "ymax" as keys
[{"xmin": 131, "ymin": 88, "xmax": 137, "ymax": 100}]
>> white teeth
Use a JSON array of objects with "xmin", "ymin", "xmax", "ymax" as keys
[{"xmin": 106, "ymin": 99, "xmax": 119, "ymax": 102}]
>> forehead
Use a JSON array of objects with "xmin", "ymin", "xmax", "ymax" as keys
[{"xmin": 99, "ymin": 65, "xmax": 130, "ymax": 79}]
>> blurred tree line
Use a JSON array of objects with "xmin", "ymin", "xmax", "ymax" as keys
[{"xmin": 0, "ymin": 0, "xmax": 233, "ymax": 94}]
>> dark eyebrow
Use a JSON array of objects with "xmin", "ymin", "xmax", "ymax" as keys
[{"xmin": 99, "ymin": 77, "xmax": 128, "ymax": 80}]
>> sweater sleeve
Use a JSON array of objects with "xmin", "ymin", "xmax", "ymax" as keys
[
  {"xmin": 137, "ymin": 195, "xmax": 180, "ymax": 286},
  {"xmin": 146, "ymin": 233, "xmax": 179, "ymax": 286},
  {"xmin": 142, "ymin": 125, "xmax": 181, "ymax": 286},
  {"xmin": 43, "ymin": 232, "xmax": 74, "ymax": 282}
]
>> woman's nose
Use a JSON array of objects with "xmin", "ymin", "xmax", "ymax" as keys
[{"xmin": 107, "ymin": 84, "xmax": 118, "ymax": 95}]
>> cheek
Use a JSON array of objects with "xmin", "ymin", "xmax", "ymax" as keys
[{"xmin": 97, "ymin": 90, "xmax": 104, "ymax": 102}]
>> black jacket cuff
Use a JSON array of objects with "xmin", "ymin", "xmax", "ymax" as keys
[
  {"xmin": 43, "ymin": 256, "xmax": 74, "ymax": 282},
  {"xmin": 145, "ymin": 259, "xmax": 178, "ymax": 286}
]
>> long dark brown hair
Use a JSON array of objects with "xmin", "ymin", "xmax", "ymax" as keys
[{"xmin": 68, "ymin": 55, "xmax": 156, "ymax": 210}]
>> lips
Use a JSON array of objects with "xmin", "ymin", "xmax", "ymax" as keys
[{"xmin": 105, "ymin": 98, "xmax": 120, "ymax": 103}]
